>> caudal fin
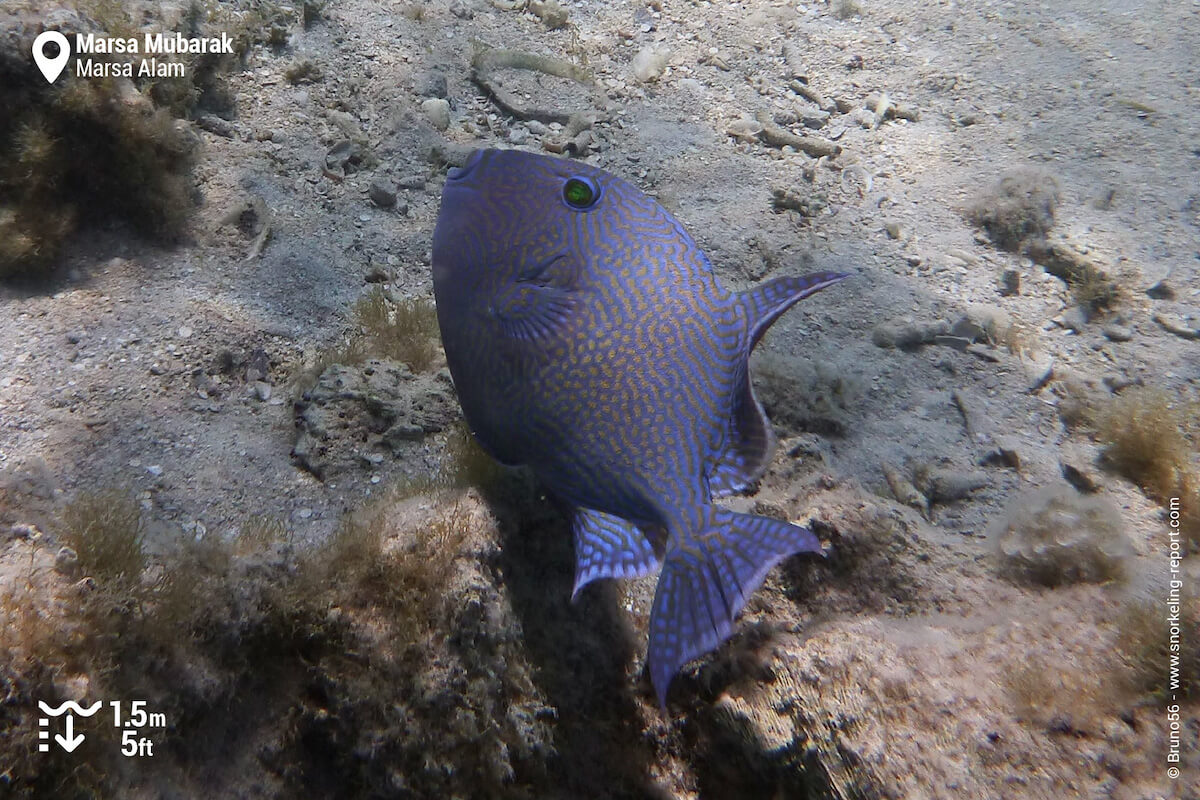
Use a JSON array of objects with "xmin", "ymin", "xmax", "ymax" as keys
[{"xmin": 646, "ymin": 508, "xmax": 823, "ymax": 707}]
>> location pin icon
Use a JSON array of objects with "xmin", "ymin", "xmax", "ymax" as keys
[{"xmin": 33, "ymin": 31, "xmax": 70, "ymax": 84}]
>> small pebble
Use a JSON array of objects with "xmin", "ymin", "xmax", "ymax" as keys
[
  {"xmin": 422, "ymin": 98, "xmax": 451, "ymax": 131},
  {"xmin": 1000, "ymin": 269, "xmax": 1021, "ymax": 296},
  {"xmin": 632, "ymin": 45, "xmax": 670, "ymax": 82},
  {"xmin": 1145, "ymin": 280, "xmax": 1175, "ymax": 300},
  {"xmin": 1102, "ymin": 322, "xmax": 1133, "ymax": 342},
  {"xmin": 55, "ymin": 546, "xmax": 80, "ymax": 577}
]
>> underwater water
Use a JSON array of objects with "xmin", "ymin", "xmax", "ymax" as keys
[{"xmin": 0, "ymin": 0, "xmax": 1196, "ymax": 797}]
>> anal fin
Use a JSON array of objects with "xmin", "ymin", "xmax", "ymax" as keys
[
  {"xmin": 709, "ymin": 270, "xmax": 850, "ymax": 496},
  {"xmin": 709, "ymin": 360, "xmax": 773, "ymax": 497},
  {"xmin": 571, "ymin": 508, "xmax": 663, "ymax": 601}
]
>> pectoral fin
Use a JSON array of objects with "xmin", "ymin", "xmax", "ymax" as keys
[{"xmin": 491, "ymin": 253, "xmax": 579, "ymax": 340}]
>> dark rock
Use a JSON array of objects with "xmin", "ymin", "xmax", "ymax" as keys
[
  {"xmin": 413, "ymin": 69, "xmax": 448, "ymax": 99},
  {"xmin": 292, "ymin": 360, "xmax": 457, "ymax": 478},
  {"xmin": 397, "ymin": 174, "xmax": 427, "ymax": 190},
  {"xmin": 368, "ymin": 179, "xmax": 397, "ymax": 209},
  {"xmin": 325, "ymin": 140, "xmax": 375, "ymax": 175},
  {"xmin": 1145, "ymin": 280, "xmax": 1175, "ymax": 300},
  {"xmin": 196, "ymin": 114, "xmax": 235, "ymax": 138}
]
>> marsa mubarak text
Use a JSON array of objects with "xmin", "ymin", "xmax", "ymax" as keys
[{"xmin": 74, "ymin": 32, "xmax": 234, "ymax": 55}]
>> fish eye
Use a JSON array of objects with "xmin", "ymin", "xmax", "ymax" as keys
[{"xmin": 562, "ymin": 176, "xmax": 601, "ymax": 210}]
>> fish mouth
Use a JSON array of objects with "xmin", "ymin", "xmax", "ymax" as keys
[{"xmin": 446, "ymin": 149, "xmax": 485, "ymax": 182}]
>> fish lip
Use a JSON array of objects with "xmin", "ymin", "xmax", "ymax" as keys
[{"xmin": 446, "ymin": 149, "xmax": 485, "ymax": 182}]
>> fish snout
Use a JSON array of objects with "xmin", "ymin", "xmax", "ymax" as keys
[{"xmin": 446, "ymin": 149, "xmax": 485, "ymax": 182}]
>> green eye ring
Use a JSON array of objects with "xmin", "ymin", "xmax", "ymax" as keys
[{"xmin": 563, "ymin": 176, "xmax": 601, "ymax": 210}]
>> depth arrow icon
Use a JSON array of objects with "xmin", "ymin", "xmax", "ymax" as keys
[{"xmin": 55, "ymin": 714, "xmax": 85, "ymax": 752}]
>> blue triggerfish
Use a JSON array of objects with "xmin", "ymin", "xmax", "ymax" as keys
[{"xmin": 432, "ymin": 148, "xmax": 848, "ymax": 706}]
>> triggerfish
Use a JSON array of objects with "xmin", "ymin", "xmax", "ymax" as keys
[{"xmin": 431, "ymin": 148, "xmax": 848, "ymax": 706}]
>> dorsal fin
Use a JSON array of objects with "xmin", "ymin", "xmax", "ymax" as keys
[
  {"xmin": 709, "ymin": 271, "xmax": 850, "ymax": 496},
  {"xmin": 741, "ymin": 271, "xmax": 850, "ymax": 348}
]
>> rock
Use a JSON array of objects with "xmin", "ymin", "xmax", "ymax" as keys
[
  {"xmin": 530, "ymin": 0, "xmax": 568, "ymax": 29},
  {"xmin": 293, "ymin": 360, "xmax": 458, "ymax": 478},
  {"xmin": 1000, "ymin": 268, "xmax": 1021, "ymax": 296},
  {"xmin": 365, "ymin": 264, "xmax": 391, "ymax": 283},
  {"xmin": 1102, "ymin": 320, "xmax": 1133, "ymax": 342},
  {"xmin": 449, "ymin": 0, "xmax": 474, "ymax": 18},
  {"xmin": 698, "ymin": 633, "xmax": 895, "ymax": 800},
  {"xmin": 196, "ymin": 114, "xmax": 235, "ymax": 138},
  {"xmin": 872, "ymin": 319, "xmax": 948, "ymax": 350},
  {"xmin": 397, "ymin": 174, "xmax": 427, "ymax": 191},
  {"xmin": 1057, "ymin": 305, "xmax": 1089, "ymax": 333},
  {"xmin": 55, "ymin": 546, "xmax": 80, "ymax": 577},
  {"xmin": 1061, "ymin": 460, "xmax": 1102, "ymax": 494},
  {"xmin": 726, "ymin": 116, "xmax": 764, "ymax": 142},
  {"xmin": 1145, "ymin": 280, "xmax": 1175, "ymax": 300},
  {"xmin": 631, "ymin": 45, "xmax": 670, "ymax": 83},
  {"xmin": 979, "ymin": 442, "xmax": 1021, "ymax": 471},
  {"xmin": 849, "ymin": 107, "xmax": 877, "ymax": 128},
  {"xmin": 421, "ymin": 98, "xmax": 452, "ymax": 132},
  {"xmin": 950, "ymin": 304, "xmax": 1012, "ymax": 345},
  {"xmin": 327, "ymin": 109, "xmax": 366, "ymax": 142},
  {"xmin": 9, "ymin": 522, "xmax": 42, "ymax": 541},
  {"xmin": 368, "ymin": 179, "xmax": 397, "ymax": 209},
  {"xmin": 883, "ymin": 464, "xmax": 926, "ymax": 513},
  {"xmin": 246, "ymin": 348, "xmax": 270, "ymax": 383},
  {"xmin": 1153, "ymin": 311, "xmax": 1200, "ymax": 340},
  {"xmin": 413, "ymin": 69, "xmax": 448, "ymax": 99},
  {"xmin": 884, "ymin": 221, "xmax": 905, "ymax": 240},
  {"xmin": 991, "ymin": 485, "xmax": 1132, "ymax": 586},
  {"xmin": 326, "ymin": 139, "xmax": 375, "ymax": 175},
  {"xmin": 951, "ymin": 389, "xmax": 994, "ymax": 445},
  {"xmin": 913, "ymin": 465, "xmax": 989, "ymax": 505},
  {"xmin": 800, "ymin": 110, "xmax": 830, "ymax": 129},
  {"xmin": 1101, "ymin": 372, "xmax": 1138, "ymax": 393},
  {"xmin": 253, "ymin": 382, "xmax": 272, "ymax": 402},
  {"xmin": 1024, "ymin": 355, "xmax": 1056, "ymax": 393}
]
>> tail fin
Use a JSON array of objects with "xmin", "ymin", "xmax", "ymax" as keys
[{"xmin": 646, "ymin": 508, "xmax": 823, "ymax": 707}]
